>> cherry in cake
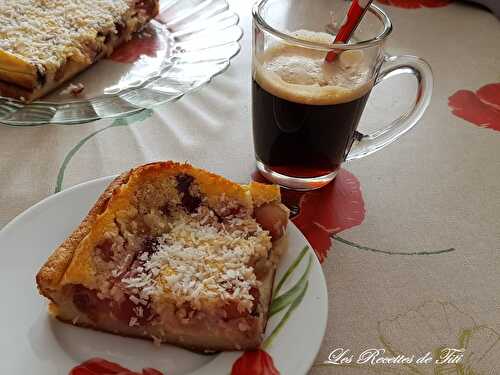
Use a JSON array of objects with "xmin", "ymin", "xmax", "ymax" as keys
[{"xmin": 36, "ymin": 162, "xmax": 289, "ymax": 352}]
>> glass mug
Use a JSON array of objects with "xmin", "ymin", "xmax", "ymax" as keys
[{"xmin": 252, "ymin": 0, "xmax": 433, "ymax": 190}]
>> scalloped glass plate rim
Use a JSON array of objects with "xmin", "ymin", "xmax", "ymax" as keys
[{"xmin": 0, "ymin": 0, "xmax": 242, "ymax": 126}]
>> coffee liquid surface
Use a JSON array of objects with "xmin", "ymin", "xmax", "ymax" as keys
[
  {"xmin": 254, "ymin": 30, "xmax": 372, "ymax": 105},
  {"xmin": 252, "ymin": 30, "xmax": 373, "ymax": 177}
]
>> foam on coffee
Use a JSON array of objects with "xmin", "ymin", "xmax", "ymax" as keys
[{"xmin": 254, "ymin": 30, "xmax": 373, "ymax": 105}]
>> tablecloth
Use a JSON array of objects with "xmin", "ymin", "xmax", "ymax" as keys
[{"xmin": 1, "ymin": 0, "xmax": 499, "ymax": 373}]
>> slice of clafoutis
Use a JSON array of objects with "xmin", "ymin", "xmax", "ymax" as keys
[{"xmin": 36, "ymin": 162, "xmax": 289, "ymax": 352}]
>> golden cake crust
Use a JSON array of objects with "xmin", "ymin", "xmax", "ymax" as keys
[
  {"xmin": 36, "ymin": 161, "xmax": 281, "ymax": 304},
  {"xmin": 249, "ymin": 181, "xmax": 281, "ymax": 207},
  {"xmin": 36, "ymin": 161, "xmax": 285, "ymax": 352},
  {"xmin": 36, "ymin": 170, "xmax": 132, "ymax": 299}
]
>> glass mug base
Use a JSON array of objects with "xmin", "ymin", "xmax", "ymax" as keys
[{"xmin": 256, "ymin": 160, "xmax": 338, "ymax": 191}]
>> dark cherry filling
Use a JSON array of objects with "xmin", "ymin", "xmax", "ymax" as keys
[
  {"xmin": 73, "ymin": 288, "xmax": 92, "ymax": 312},
  {"xmin": 54, "ymin": 64, "xmax": 65, "ymax": 82},
  {"xmin": 181, "ymin": 194, "xmax": 202, "ymax": 214},
  {"xmin": 175, "ymin": 173, "xmax": 201, "ymax": 213},
  {"xmin": 83, "ymin": 41, "xmax": 100, "ymax": 62},
  {"xmin": 223, "ymin": 301, "xmax": 246, "ymax": 320},
  {"xmin": 253, "ymin": 202, "xmax": 289, "ymax": 240},
  {"xmin": 99, "ymin": 30, "xmax": 112, "ymax": 44},
  {"xmin": 221, "ymin": 287, "xmax": 260, "ymax": 320},
  {"xmin": 136, "ymin": 0, "xmax": 158, "ymax": 16},
  {"xmin": 36, "ymin": 69, "xmax": 46, "ymax": 86},
  {"xmin": 249, "ymin": 287, "xmax": 260, "ymax": 316},
  {"xmin": 95, "ymin": 238, "xmax": 114, "ymax": 262},
  {"xmin": 120, "ymin": 236, "xmax": 159, "ymax": 280},
  {"xmin": 176, "ymin": 173, "xmax": 194, "ymax": 192},
  {"xmin": 222, "ymin": 206, "xmax": 243, "ymax": 219},
  {"xmin": 141, "ymin": 236, "xmax": 159, "ymax": 256},
  {"xmin": 135, "ymin": 219, "xmax": 151, "ymax": 236},
  {"xmin": 159, "ymin": 203, "xmax": 170, "ymax": 216},
  {"xmin": 72, "ymin": 285, "xmax": 108, "ymax": 322},
  {"xmin": 114, "ymin": 21, "xmax": 126, "ymax": 38},
  {"xmin": 74, "ymin": 238, "xmax": 162, "ymax": 325},
  {"xmin": 72, "ymin": 285, "xmax": 154, "ymax": 325},
  {"xmin": 112, "ymin": 297, "xmax": 154, "ymax": 324}
]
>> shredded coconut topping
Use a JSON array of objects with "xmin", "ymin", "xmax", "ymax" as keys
[
  {"xmin": 0, "ymin": 0, "xmax": 134, "ymax": 71},
  {"xmin": 121, "ymin": 207, "xmax": 272, "ymax": 313}
]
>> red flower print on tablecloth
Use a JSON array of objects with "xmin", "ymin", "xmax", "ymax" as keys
[
  {"xmin": 109, "ymin": 4, "xmax": 173, "ymax": 64},
  {"xmin": 377, "ymin": 0, "xmax": 451, "ymax": 8},
  {"xmin": 448, "ymin": 83, "xmax": 500, "ymax": 132},
  {"xmin": 69, "ymin": 358, "xmax": 163, "ymax": 375},
  {"xmin": 231, "ymin": 349, "xmax": 280, "ymax": 375},
  {"xmin": 110, "ymin": 32, "xmax": 160, "ymax": 63},
  {"xmin": 253, "ymin": 169, "xmax": 365, "ymax": 262}
]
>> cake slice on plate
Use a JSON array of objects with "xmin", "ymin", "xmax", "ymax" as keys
[
  {"xmin": 0, "ymin": 0, "xmax": 159, "ymax": 102},
  {"xmin": 36, "ymin": 162, "xmax": 289, "ymax": 352}
]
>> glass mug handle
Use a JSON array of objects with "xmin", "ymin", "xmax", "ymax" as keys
[{"xmin": 346, "ymin": 55, "xmax": 433, "ymax": 161}]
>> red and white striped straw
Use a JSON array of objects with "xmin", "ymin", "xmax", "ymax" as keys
[{"xmin": 325, "ymin": 0, "xmax": 374, "ymax": 63}]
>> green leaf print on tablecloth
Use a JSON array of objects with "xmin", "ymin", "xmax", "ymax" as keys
[
  {"xmin": 377, "ymin": 301, "xmax": 500, "ymax": 374},
  {"xmin": 315, "ymin": 301, "xmax": 500, "ymax": 374},
  {"xmin": 55, "ymin": 109, "xmax": 153, "ymax": 193},
  {"xmin": 332, "ymin": 235, "xmax": 456, "ymax": 256},
  {"xmin": 253, "ymin": 171, "xmax": 456, "ymax": 258},
  {"xmin": 230, "ymin": 246, "xmax": 313, "ymax": 375},
  {"xmin": 263, "ymin": 246, "xmax": 312, "ymax": 349}
]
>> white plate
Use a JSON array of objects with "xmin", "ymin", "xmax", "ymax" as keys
[{"xmin": 0, "ymin": 176, "xmax": 327, "ymax": 374}]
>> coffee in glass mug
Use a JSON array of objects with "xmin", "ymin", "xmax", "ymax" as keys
[
  {"xmin": 252, "ymin": 0, "xmax": 433, "ymax": 190},
  {"xmin": 253, "ymin": 30, "xmax": 372, "ymax": 179}
]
